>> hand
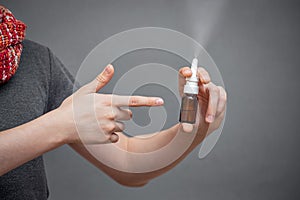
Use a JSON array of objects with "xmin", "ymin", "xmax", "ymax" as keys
[
  {"xmin": 178, "ymin": 66, "xmax": 227, "ymax": 134},
  {"xmin": 56, "ymin": 64, "xmax": 164, "ymax": 144}
]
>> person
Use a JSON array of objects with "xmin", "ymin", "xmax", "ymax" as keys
[{"xmin": 0, "ymin": 5, "xmax": 227, "ymax": 200}]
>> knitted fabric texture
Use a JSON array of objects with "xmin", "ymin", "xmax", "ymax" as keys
[{"xmin": 0, "ymin": 5, "xmax": 26, "ymax": 85}]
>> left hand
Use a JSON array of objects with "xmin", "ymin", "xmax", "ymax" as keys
[{"xmin": 178, "ymin": 66, "xmax": 227, "ymax": 135}]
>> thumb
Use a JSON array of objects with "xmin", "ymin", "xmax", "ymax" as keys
[{"xmin": 83, "ymin": 64, "xmax": 114, "ymax": 93}]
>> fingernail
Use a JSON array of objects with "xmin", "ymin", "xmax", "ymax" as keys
[
  {"xmin": 184, "ymin": 69, "xmax": 191, "ymax": 75},
  {"xmin": 202, "ymin": 75, "xmax": 208, "ymax": 82},
  {"xmin": 155, "ymin": 98, "xmax": 164, "ymax": 105},
  {"xmin": 204, "ymin": 75, "xmax": 210, "ymax": 82},
  {"xmin": 206, "ymin": 114, "xmax": 215, "ymax": 123},
  {"xmin": 105, "ymin": 64, "xmax": 112, "ymax": 74}
]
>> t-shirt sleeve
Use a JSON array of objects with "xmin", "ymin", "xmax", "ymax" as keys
[{"xmin": 46, "ymin": 48, "xmax": 80, "ymax": 112}]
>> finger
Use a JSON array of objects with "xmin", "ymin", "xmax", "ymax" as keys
[
  {"xmin": 197, "ymin": 67, "xmax": 211, "ymax": 84},
  {"xmin": 108, "ymin": 121, "xmax": 126, "ymax": 143},
  {"xmin": 114, "ymin": 121, "xmax": 125, "ymax": 132},
  {"xmin": 216, "ymin": 86, "xmax": 227, "ymax": 116},
  {"xmin": 181, "ymin": 123, "xmax": 194, "ymax": 133},
  {"xmin": 116, "ymin": 108, "xmax": 132, "ymax": 120},
  {"xmin": 103, "ymin": 122, "xmax": 123, "ymax": 143},
  {"xmin": 104, "ymin": 107, "xmax": 132, "ymax": 121},
  {"xmin": 178, "ymin": 67, "xmax": 192, "ymax": 96},
  {"xmin": 205, "ymin": 83, "xmax": 220, "ymax": 123},
  {"xmin": 109, "ymin": 133, "xmax": 119, "ymax": 143},
  {"xmin": 111, "ymin": 95, "xmax": 164, "ymax": 107},
  {"xmin": 83, "ymin": 64, "xmax": 114, "ymax": 93},
  {"xmin": 179, "ymin": 66, "xmax": 192, "ymax": 78}
]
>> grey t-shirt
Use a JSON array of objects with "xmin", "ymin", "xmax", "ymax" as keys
[{"xmin": 0, "ymin": 40, "xmax": 76, "ymax": 199}]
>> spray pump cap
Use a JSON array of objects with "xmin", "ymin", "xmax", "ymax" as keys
[{"xmin": 183, "ymin": 58, "xmax": 199, "ymax": 94}]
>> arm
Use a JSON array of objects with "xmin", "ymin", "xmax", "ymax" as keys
[
  {"xmin": 69, "ymin": 66, "xmax": 227, "ymax": 187},
  {"xmin": 69, "ymin": 123, "xmax": 208, "ymax": 187},
  {"xmin": 0, "ymin": 110, "xmax": 69, "ymax": 176},
  {"xmin": 0, "ymin": 64, "xmax": 164, "ymax": 176}
]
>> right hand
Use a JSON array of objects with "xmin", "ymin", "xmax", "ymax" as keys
[
  {"xmin": 178, "ymin": 66, "xmax": 226, "ymax": 134},
  {"xmin": 56, "ymin": 64, "xmax": 164, "ymax": 144}
]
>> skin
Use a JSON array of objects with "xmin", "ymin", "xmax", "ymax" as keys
[{"xmin": 0, "ymin": 64, "xmax": 226, "ymax": 187}]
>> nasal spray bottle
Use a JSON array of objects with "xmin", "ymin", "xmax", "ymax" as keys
[{"xmin": 179, "ymin": 58, "xmax": 199, "ymax": 124}]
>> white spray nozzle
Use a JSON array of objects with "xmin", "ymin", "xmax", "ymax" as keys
[
  {"xmin": 191, "ymin": 58, "xmax": 198, "ymax": 78},
  {"xmin": 184, "ymin": 58, "xmax": 199, "ymax": 94}
]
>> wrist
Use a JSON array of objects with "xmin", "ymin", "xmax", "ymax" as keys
[{"xmin": 44, "ymin": 108, "xmax": 76, "ymax": 144}]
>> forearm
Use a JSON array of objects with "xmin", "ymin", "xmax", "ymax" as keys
[
  {"xmin": 0, "ymin": 109, "xmax": 69, "ymax": 176},
  {"xmin": 122, "ymin": 122, "xmax": 208, "ymax": 183},
  {"xmin": 71, "ymin": 121, "xmax": 208, "ymax": 186},
  {"xmin": 127, "ymin": 123, "xmax": 206, "ymax": 153}
]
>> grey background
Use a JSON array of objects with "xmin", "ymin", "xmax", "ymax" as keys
[{"xmin": 3, "ymin": 0, "xmax": 300, "ymax": 199}]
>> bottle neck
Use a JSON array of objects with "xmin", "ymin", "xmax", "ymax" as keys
[{"xmin": 184, "ymin": 80, "xmax": 199, "ymax": 95}]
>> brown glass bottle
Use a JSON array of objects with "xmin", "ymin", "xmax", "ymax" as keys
[
  {"xmin": 179, "ymin": 58, "xmax": 199, "ymax": 124},
  {"xmin": 179, "ymin": 93, "xmax": 198, "ymax": 124}
]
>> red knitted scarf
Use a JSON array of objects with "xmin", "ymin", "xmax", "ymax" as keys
[{"xmin": 0, "ymin": 6, "xmax": 26, "ymax": 85}]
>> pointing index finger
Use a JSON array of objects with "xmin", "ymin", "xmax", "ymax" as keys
[{"xmin": 111, "ymin": 95, "xmax": 164, "ymax": 107}]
